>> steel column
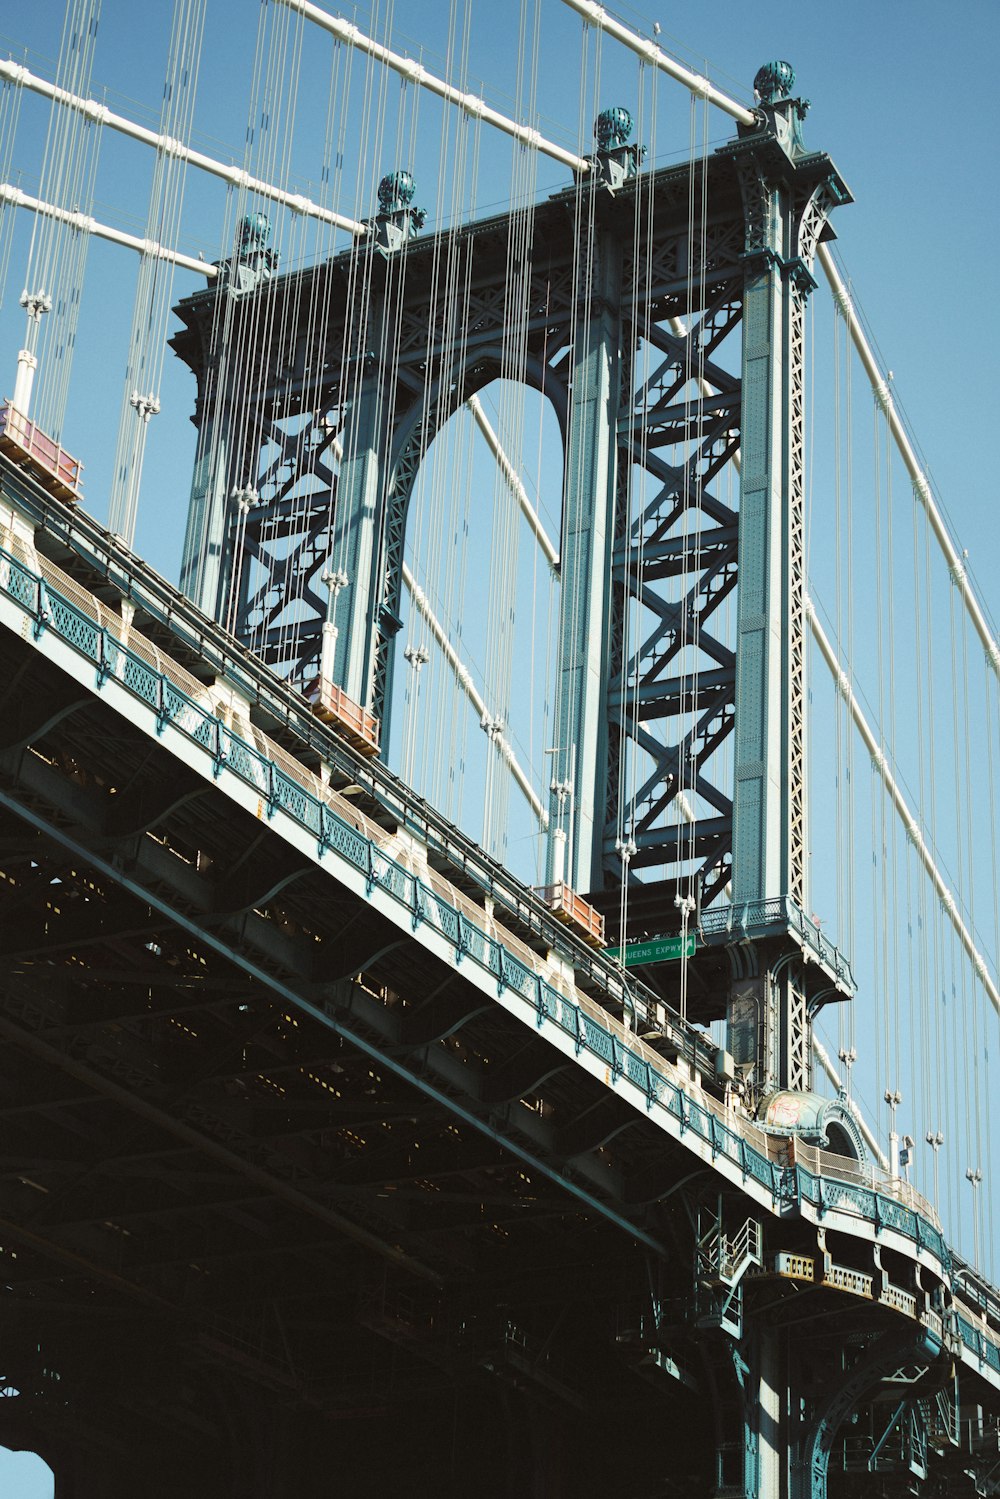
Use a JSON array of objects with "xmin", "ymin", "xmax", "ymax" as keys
[
  {"xmin": 177, "ymin": 232, "xmax": 279, "ymax": 619},
  {"xmin": 548, "ymin": 222, "xmax": 623, "ymax": 890},
  {"xmin": 332, "ymin": 286, "xmax": 394, "ymax": 708},
  {"xmin": 722, "ymin": 72, "xmax": 849, "ymax": 1094},
  {"xmin": 730, "ymin": 143, "xmax": 805, "ymax": 911},
  {"xmin": 178, "ymin": 407, "xmax": 232, "ymax": 616}
]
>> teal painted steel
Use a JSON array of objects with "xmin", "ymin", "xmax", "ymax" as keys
[
  {"xmin": 719, "ymin": 89, "xmax": 851, "ymax": 1096},
  {"xmin": 753, "ymin": 60, "xmax": 797, "ymax": 106},
  {"xmin": 700, "ymin": 898, "xmax": 855, "ymax": 994},
  {"xmin": 547, "ymin": 225, "xmax": 623, "ymax": 890},
  {"xmin": 335, "ymin": 331, "xmax": 394, "ymax": 708},
  {"xmin": 0, "ymin": 534, "xmax": 955, "ymax": 1273}
]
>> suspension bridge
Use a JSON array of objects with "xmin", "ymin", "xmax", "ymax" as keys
[{"xmin": 0, "ymin": 1, "xmax": 998, "ymax": 1495}]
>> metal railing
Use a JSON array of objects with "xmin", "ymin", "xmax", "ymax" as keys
[
  {"xmin": 0, "ymin": 527, "xmax": 957, "ymax": 1277},
  {"xmin": 700, "ymin": 897, "xmax": 856, "ymax": 995},
  {"xmin": 4, "ymin": 481, "xmax": 1000, "ymax": 1375},
  {"xmin": 0, "ymin": 461, "xmax": 687, "ymax": 1042}
]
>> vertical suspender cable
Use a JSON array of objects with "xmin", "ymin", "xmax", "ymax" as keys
[
  {"xmin": 108, "ymin": 0, "xmax": 207, "ymax": 545},
  {"xmin": 23, "ymin": 0, "xmax": 103, "ymax": 439},
  {"xmin": 0, "ymin": 63, "xmax": 26, "ymax": 308}
]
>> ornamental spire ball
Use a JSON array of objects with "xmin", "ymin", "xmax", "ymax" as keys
[
  {"xmin": 753, "ymin": 60, "xmax": 796, "ymax": 105},
  {"xmin": 377, "ymin": 170, "xmax": 416, "ymax": 215},
  {"xmin": 239, "ymin": 211, "xmax": 271, "ymax": 249},
  {"xmin": 594, "ymin": 106, "xmax": 634, "ymax": 152}
]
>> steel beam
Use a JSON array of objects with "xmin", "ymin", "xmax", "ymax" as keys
[
  {"xmin": 0, "ymin": 776, "xmax": 666, "ymax": 1257},
  {"xmin": 720, "ymin": 86, "xmax": 849, "ymax": 1096},
  {"xmin": 548, "ymin": 222, "xmax": 622, "ymax": 887}
]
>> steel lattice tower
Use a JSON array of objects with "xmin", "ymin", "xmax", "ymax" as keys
[{"xmin": 174, "ymin": 64, "xmax": 848, "ymax": 1109}]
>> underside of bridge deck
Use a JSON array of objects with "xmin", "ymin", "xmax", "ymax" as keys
[
  {"xmin": 1, "ymin": 481, "xmax": 998, "ymax": 1498},
  {"xmin": 0, "ymin": 609, "xmax": 723, "ymax": 1495}
]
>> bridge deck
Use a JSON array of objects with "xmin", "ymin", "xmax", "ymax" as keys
[{"xmin": 1, "ymin": 456, "xmax": 998, "ymax": 1492}]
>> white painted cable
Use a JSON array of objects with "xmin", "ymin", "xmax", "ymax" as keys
[
  {"xmin": 471, "ymin": 388, "xmax": 712, "ymax": 872},
  {"xmin": 274, "ymin": 0, "xmax": 591, "ymax": 174},
  {"xmin": 557, "ymin": 0, "xmax": 756, "ymax": 127},
  {"xmin": 467, "ymin": 394, "xmax": 558, "ymax": 568},
  {"xmin": 463, "ymin": 392, "xmax": 705, "ymax": 848},
  {"xmin": 819, "ymin": 243, "xmax": 999, "ymax": 684},
  {"xmin": 328, "ymin": 431, "xmax": 550, "ymax": 829},
  {"xmin": 555, "ymin": 7, "xmax": 998, "ymax": 688},
  {"xmin": 402, "ymin": 562, "xmax": 548, "ymax": 829},
  {"xmin": 808, "ymin": 596, "xmax": 1000, "ymax": 1017},
  {"xmin": 812, "ymin": 1035, "xmax": 890, "ymax": 1171},
  {"xmin": 0, "ymin": 58, "xmax": 369, "ymax": 239},
  {"xmin": 0, "ymin": 181, "xmax": 216, "ymax": 277},
  {"xmin": 680, "ymin": 328, "xmax": 996, "ymax": 1019}
]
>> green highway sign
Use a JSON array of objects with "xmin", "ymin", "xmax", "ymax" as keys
[{"xmin": 604, "ymin": 932, "xmax": 697, "ymax": 968}]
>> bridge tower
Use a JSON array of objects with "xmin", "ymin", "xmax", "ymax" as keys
[
  {"xmin": 4, "ymin": 18, "xmax": 997, "ymax": 1494},
  {"xmin": 173, "ymin": 60, "xmax": 847, "ymax": 1113},
  {"xmin": 170, "ymin": 67, "xmax": 868, "ymax": 1498}
]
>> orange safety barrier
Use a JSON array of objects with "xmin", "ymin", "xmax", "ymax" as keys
[
  {"xmin": 0, "ymin": 401, "xmax": 83, "ymax": 503},
  {"xmin": 305, "ymin": 676, "xmax": 380, "ymax": 757},
  {"xmin": 535, "ymin": 882, "xmax": 606, "ymax": 947}
]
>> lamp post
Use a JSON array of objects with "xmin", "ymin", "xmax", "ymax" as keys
[
  {"xmin": 320, "ymin": 568, "xmax": 349, "ymax": 683},
  {"xmin": 549, "ymin": 778, "xmax": 574, "ymax": 885},
  {"xmin": 544, "ymin": 743, "xmax": 576, "ymax": 888},
  {"xmin": 674, "ymin": 890, "xmax": 696, "ymax": 1027},
  {"xmin": 899, "ymin": 1134, "xmax": 915, "ymax": 1185},
  {"xmin": 838, "ymin": 1046, "xmax": 857, "ymax": 1098},
  {"xmin": 966, "ymin": 1166, "xmax": 983, "ymax": 1266},
  {"xmin": 13, "ymin": 287, "xmax": 52, "ymax": 416},
  {"xmin": 401, "ymin": 642, "xmax": 430, "ymax": 784},
  {"xmin": 925, "ymin": 1130, "xmax": 944, "ymax": 1210},
  {"xmin": 884, "ymin": 1088, "xmax": 902, "ymax": 1178}
]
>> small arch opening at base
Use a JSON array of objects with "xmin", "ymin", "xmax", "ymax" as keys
[
  {"xmin": 824, "ymin": 1120, "xmax": 861, "ymax": 1162},
  {"xmin": 0, "ymin": 1444, "xmax": 54, "ymax": 1498}
]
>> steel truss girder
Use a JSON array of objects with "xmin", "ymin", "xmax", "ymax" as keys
[
  {"xmin": 612, "ymin": 704, "xmax": 735, "ymax": 837},
  {"xmin": 170, "ymin": 130, "xmax": 846, "ymax": 989},
  {"xmin": 603, "ymin": 274, "xmax": 744, "ymax": 905},
  {"xmin": 225, "ymin": 414, "xmax": 342, "ymax": 678},
  {"xmin": 171, "ymin": 157, "xmax": 750, "ymax": 852},
  {"xmin": 172, "ymin": 191, "xmax": 596, "ymax": 715},
  {"xmin": 805, "ymin": 1327, "xmax": 948, "ymax": 1499},
  {"xmin": 607, "ymin": 663, "xmax": 735, "ymax": 719},
  {"xmin": 626, "ymin": 563, "xmax": 738, "ymax": 680},
  {"xmin": 0, "ymin": 737, "xmax": 666, "ymax": 1263}
]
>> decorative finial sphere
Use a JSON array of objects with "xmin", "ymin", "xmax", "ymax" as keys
[
  {"xmin": 378, "ymin": 170, "xmax": 416, "ymax": 214},
  {"xmin": 240, "ymin": 211, "xmax": 271, "ymax": 247},
  {"xmin": 595, "ymin": 106, "xmax": 634, "ymax": 151},
  {"xmin": 754, "ymin": 60, "xmax": 795, "ymax": 104}
]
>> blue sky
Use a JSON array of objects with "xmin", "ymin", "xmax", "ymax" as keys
[
  {"xmin": 0, "ymin": 1, "xmax": 998, "ymax": 1491},
  {"xmin": 1, "ymin": 0, "xmax": 996, "ymax": 573}
]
